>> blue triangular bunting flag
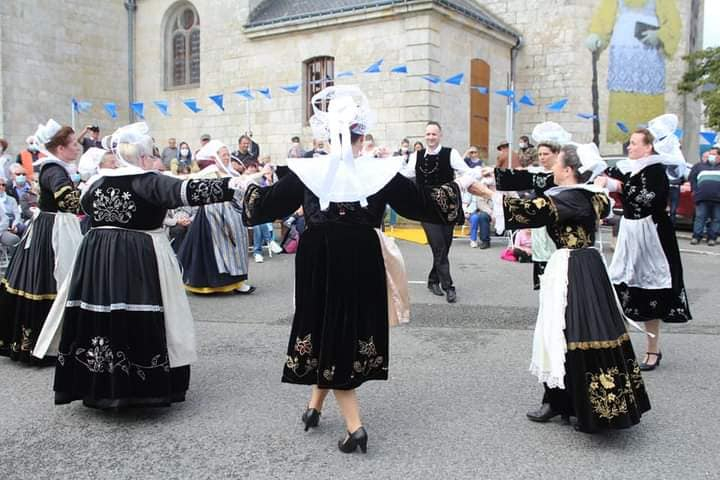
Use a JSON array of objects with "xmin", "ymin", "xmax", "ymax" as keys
[
  {"xmin": 577, "ymin": 112, "xmax": 597, "ymax": 120},
  {"xmin": 615, "ymin": 121, "xmax": 629, "ymax": 133},
  {"xmin": 153, "ymin": 100, "xmax": 170, "ymax": 116},
  {"xmin": 471, "ymin": 86, "xmax": 489, "ymax": 94},
  {"xmin": 130, "ymin": 102, "xmax": 145, "ymax": 119},
  {"xmin": 546, "ymin": 98, "xmax": 569, "ymax": 112},
  {"xmin": 390, "ymin": 65, "xmax": 408, "ymax": 74},
  {"xmin": 445, "ymin": 73, "xmax": 464, "ymax": 86},
  {"xmin": 518, "ymin": 93, "xmax": 535, "ymax": 106},
  {"xmin": 209, "ymin": 94, "xmax": 224, "ymax": 111},
  {"xmin": 72, "ymin": 98, "xmax": 92, "ymax": 113},
  {"xmin": 335, "ymin": 71, "xmax": 354, "ymax": 78},
  {"xmin": 495, "ymin": 89, "xmax": 515, "ymax": 98},
  {"xmin": 256, "ymin": 88, "xmax": 271, "ymax": 99},
  {"xmin": 422, "ymin": 75, "xmax": 442, "ymax": 84},
  {"xmin": 103, "ymin": 103, "xmax": 118, "ymax": 119},
  {"xmin": 183, "ymin": 99, "xmax": 202, "ymax": 113},
  {"xmin": 281, "ymin": 84, "xmax": 300, "ymax": 94},
  {"xmin": 700, "ymin": 131, "xmax": 717, "ymax": 145},
  {"xmin": 364, "ymin": 59, "xmax": 383, "ymax": 74},
  {"xmin": 234, "ymin": 89, "xmax": 254, "ymax": 100},
  {"xmin": 513, "ymin": 100, "xmax": 520, "ymax": 113}
]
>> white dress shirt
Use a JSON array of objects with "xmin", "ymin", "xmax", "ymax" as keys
[{"xmin": 400, "ymin": 144, "xmax": 470, "ymax": 179}]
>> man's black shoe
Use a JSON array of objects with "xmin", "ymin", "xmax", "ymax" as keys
[
  {"xmin": 446, "ymin": 287, "xmax": 457, "ymax": 303},
  {"xmin": 428, "ymin": 284, "xmax": 444, "ymax": 296},
  {"xmin": 526, "ymin": 403, "xmax": 559, "ymax": 423}
]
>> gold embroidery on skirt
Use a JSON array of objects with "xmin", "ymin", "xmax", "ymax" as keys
[
  {"xmin": 285, "ymin": 333, "xmax": 318, "ymax": 378},
  {"xmin": 567, "ymin": 333, "xmax": 630, "ymax": 351},
  {"xmin": 587, "ymin": 367, "xmax": 635, "ymax": 420}
]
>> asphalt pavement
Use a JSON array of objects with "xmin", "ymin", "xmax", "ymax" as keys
[{"xmin": 1, "ymin": 231, "xmax": 719, "ymax": 479}]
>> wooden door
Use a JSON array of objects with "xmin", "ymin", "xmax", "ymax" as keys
[{"xmin": 470, "ymin": 59, "xmax": 490, "ymax": 159}]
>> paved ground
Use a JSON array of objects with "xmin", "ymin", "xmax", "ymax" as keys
[{"xmin": 1, "ymin": 230, "xmax": 719, "ymax": 479}]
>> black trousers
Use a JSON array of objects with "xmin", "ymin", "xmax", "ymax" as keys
[{"xmin": 421, "ymin": 222, "xmax": 455, "ymax": 290}]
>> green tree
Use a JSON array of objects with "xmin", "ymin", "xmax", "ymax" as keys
[{"xmin": 679, "ymin": 46, "xmax": 720, "ymax": 131}]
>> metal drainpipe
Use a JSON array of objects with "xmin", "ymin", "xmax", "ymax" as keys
[
  {"xmin": 508, "ymin": 36, "xmax": 523, "ymax": 163},
  {"xmin": 125, "ymin": 0, "xmax": 137, "ymax": 122}
]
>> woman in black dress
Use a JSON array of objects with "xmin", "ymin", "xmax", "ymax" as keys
[
  {"xmin": 475, "ymin": 143, "xmax": 651, "ymax": 433},
  {"xmin": 597, "ymin": 115, "xmax": 691, "ymax": 371},
  {"xmin": 33, "ymin": 123, "xmax": 246, "ymax": 408},
  {"xmin": 243, "ymin": 86, "xmax": 478, "ymax": 452},
  {"xmin": 0, "ymin": 120, "xmax": 83, "ymax": 364}
]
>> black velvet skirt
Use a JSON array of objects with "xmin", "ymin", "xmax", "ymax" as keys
[
  {"xmin": 545, "ymin": 248, "xmax": 651, "ymax": 432},
  {"xmin": 53, "ymin": 228, "xmax": 189, "ymax": 409},
  {"xmin": 282, "ymin": 223, "xmax": 389, "ymax": 390},
  {"xmin": 177, "ymin": 207, "xmax": 247, "ymax": 294},
  {"xmin": 0, "ymin": 212, "xmax": 57, "ymax": 365},
  {"xmin": 532, "ymin": 260, "xmax": 546, "ymax": 291}
]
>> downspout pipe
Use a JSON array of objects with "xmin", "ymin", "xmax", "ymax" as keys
[
  {"xmin": 508, "ymin": 35, "xmax": 523, "ymax": 166},
  {"xmin": 125, "ymin": 0, "xmax": 137, "ymax": 122}
]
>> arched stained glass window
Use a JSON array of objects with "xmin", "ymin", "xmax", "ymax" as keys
[{"xmin": 165, "ymin": 3, "xmax": 200, "ymax": 89}]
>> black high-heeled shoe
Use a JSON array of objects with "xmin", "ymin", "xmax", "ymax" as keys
[
  {"xmin": 639, "ymin": 351, "xmax": 662, "ymax": 371},
  {"xmin": 301, "ymin": 408, "xmax": 321, "ymax": 431},
  {"xmin": 338, "ymin": 426, "xmax": 368, "ymax": 454}
]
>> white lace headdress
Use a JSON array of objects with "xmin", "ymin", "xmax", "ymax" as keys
[
  {"xmin": 288, "ymin": 85, "xmax": 401, "ymax": 210},
  {"xmin": 196, "ymin": 139, "xmax": 237, "ymax": 177},
  {"xmin": 109, "ymin": 122, "xmax": 153, "ymax": 168},
  {"xmin": 531, "ymin": 122, "xmax": 572, "ymax": 147}
]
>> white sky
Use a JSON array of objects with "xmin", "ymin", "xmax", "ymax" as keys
[{"xmin": 705, "ymin": 0, "xmax": 719, "ymax": 47}]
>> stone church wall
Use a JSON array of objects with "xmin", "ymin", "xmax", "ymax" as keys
[{"xmin": 0, "ymin": 0, "xmax": 129, "ymax": 155}]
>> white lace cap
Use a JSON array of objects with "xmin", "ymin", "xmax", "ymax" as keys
[
  {"xmin": 647, "ymin": 113, "xmax": 685, "ymax": 163},
  {"xmin": 309, "ymin": 85, "xmax": 376, "ymax": 142},
  {"xmin": 34, "ymin": 119, "xmax": 62, "ymax": 146},
  {"xmin": 576, "ymin": 142, "xmax": 607, "ymax": 181},
  {"xmin": 531, "ymin": 122, "xmax": 572, "ymax": 147},
  {"xmin": 78, "ymin": 147, "xmax": 107, "ymax": 179},
  {"xmin": 196, "ymin": 139, "xmax": 237, "ymax": 177},
  {"xmin": 109, "ymin": 122, "xmax": 152, "ymax": 168},
  {"xmin": 289, "ymin": 86, "xmax": 400, "ymax": 210}
]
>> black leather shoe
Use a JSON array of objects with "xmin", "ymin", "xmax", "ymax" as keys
[
  {"xmin": 446, "ymin": 287, "xmax": 457, "ymax": 303},
  {"xmin": 526, "ymin": 403, "xmax": 559, "ymax": 423},
  {"xmin": 301, "ymin": 408, "xmax": 321, "ymax": 431},
  {"xmin": 639, "ymin": 351, "xmax": 662, "ymax": 371},
  {"xmin": 428, "ymin": 284, "xmax": 444, "ymax": 296},
  {"xmin": 338, "ymin": 426, "xmax": 368, "ymax": 454},
  {"xmin": 479, "ymin": 241, "xmax": 490, "ymax": 249}
]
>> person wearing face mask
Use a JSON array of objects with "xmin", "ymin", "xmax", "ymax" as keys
[
  {"xmin": 171, "ymin": 142, "xmax": 199, "ymax": 175},
  {"xmin": 15, "ymin": 136, "xmax": 44, "ymax": 182},
  {"xmin": 688, "ymin": 146, "xmax": 720, "ymax": 246},
  {"xmin": 518, "ymin": 135, "xmax": 534, "ymax": 154},
  {"xmin": 0, "ymin": 120, "xmax": 84, "ymax": 365}
]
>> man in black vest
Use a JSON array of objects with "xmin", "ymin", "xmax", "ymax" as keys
[{"xmin": 401, "ymin": 121, "xmax": 470, "ymax": 303}]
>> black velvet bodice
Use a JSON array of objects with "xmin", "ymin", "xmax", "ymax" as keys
[
  {"xmin": 415, "ymin": 147, "xmax": 454, "ymax": 186},
  {"xmin": 606, "ymin": 163, "xmax": 668, "ymax": 221}
]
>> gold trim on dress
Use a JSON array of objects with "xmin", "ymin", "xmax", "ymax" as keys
[
  {"xmin": 184, "ymin": 281, "xmax": 246, "ymax": 294},
  {"xmin": 567, "ymin": 333, "xmax": 630, "ymax": 351},
  {"xmin": 54, "ymin": 185, "xmax": 73, "ymax": 199},
  {"xmin": 1, "ymin": 278, "xmax": 57, "ymax": 301}
]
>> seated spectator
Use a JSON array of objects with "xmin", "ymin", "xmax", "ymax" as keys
[
  {"xmin": 518, "ymin": 135, "xmax": 534, "ymax": 154},
  {"xmin": 413, "ymin": 141, "xmax": 424, "ymax": 152},
  {"xmin": 253, "ymin": 165, "xmax": 282, "ymax": 262},
  {"xmin": 519, "ymin": 146, "xmax": 538, "ymax": 169},
  {"xmin": 303, "ymin": 138, "xmax": 327, "ymax": 158},
  {"xmin": 0, "ymin": 138, "xmax": 14, "ymax": 181},
  {"xmin": 171, "ymin": 141, "xmax": 200, "ymax": 174},
  {"xmin": 464, "ymin": 145, "xmax": 484, "ymax": 168},
  {"xmin": 513, "ymin": 229, "xmax": 533, "ymax": 262},
  {"xmin": 288, "ymin": 136, "xmax": 305, "ymax": 158},
  {"xmin": 463, "ymin": 176, "xmax": 494, "ymax": 249},
  {"xmin": 165, "ymin": 206, "xmax": 195, "ymax": 253},
  {"xmin": 394, "ymin": 138, "xmax": 411, "ymax": 163},
  {"xmin": 0, "ymin": 177, "xmax": 22, "ymax": 253}
]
